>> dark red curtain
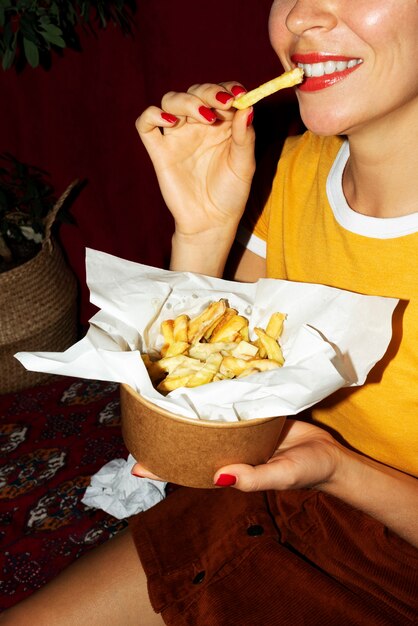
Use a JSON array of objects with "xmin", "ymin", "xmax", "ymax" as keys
[{"xmin": 0, "ymin": 0, "xmax": 300, "ymax": 325}]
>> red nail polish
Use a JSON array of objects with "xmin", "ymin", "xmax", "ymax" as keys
[
  {"xmin": 161, "ymin": 112, "xmax": 178, "ymax": 124},
  {"xmin": 215, "ymin": 91, "xmax": 233, "ymax": 104},
  {"xmin": 246, "ymin": 110, "xmax": 254, "ymax": 127},
  {"xmin": 131, "ymin": 470, "xmax": 145, "ymax": 478},
  {"xmin": 199, "ymin": 106, "xmax": 217, "ymax": 122},
  {"xmin": 231, "ymin": 85, "xmax": 247, "ymax": 97},
  {"xmin": 215, "ymin": 473, "xmax": 236, "ymax": 487}
]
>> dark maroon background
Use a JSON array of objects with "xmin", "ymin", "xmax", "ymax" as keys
[{"xmin": 0, "ymin": 0, "xmax": 301, "ymax": 326}]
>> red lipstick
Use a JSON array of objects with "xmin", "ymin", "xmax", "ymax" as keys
[{"xmin": 291, "ymin": 53, "xmax": 362, "ymax": 92}]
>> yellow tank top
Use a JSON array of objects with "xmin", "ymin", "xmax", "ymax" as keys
[{"xmin": 249, "ymin": 131, "xmax": 418, "ymax": 477}]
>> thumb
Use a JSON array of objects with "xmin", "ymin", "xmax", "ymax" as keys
[{"xmin": 213, "ymin": 460, "xmax": 287, "ymax": 492}]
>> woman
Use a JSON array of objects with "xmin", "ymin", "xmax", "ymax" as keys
[{"xmin": 2, "ymin": 1, "xmax": 417, "ymax": 624}]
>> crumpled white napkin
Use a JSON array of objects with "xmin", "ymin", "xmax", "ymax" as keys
[{"xmin": 82, "ymin": 454, "xmax": 166, "ymax": 519}]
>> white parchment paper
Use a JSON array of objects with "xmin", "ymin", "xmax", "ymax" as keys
[{"xmin": 16, "ymin": 248, "xmax": 398, "ymax": 423}]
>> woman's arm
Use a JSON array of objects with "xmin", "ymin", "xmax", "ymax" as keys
[
  {"xmin": 325, "ymin": 441, "xmax": 418, "ymax": 548},
  {"xmin": 213, "ymin": 419, "xmax": 418, "ymax": 548},
  {"xmin": 136, "ymin": 82, "xmax": 256, "ymax": 277}
]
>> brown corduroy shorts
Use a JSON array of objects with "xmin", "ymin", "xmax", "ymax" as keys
[{"xmin": 129, "ymin": 488, "xmax": 418, "ymax": 625}]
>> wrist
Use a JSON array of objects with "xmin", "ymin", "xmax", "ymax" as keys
[
  {"xmin": 315, "ymin": 438, "xmax": 354, "ymax": 496},
  {"xmin": 170, "ymin": 227, "xmax": 238, "ymax": 277}
]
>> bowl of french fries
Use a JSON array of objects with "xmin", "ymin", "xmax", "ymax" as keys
[{"xmin": 120, "ymin": 298, "xmax": 288, "ymax": 488}]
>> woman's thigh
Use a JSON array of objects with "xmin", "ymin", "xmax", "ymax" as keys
[{"xmin": 0, "ymin": 528, "xmax": 164, "ymax": 626}]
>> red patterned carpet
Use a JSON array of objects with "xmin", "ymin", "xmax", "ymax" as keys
[{"xmin": 0, "ymin": 376, "xmax": 130, "ymax": 611}]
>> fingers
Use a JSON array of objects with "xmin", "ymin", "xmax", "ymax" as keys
[
  {"xmin": 131, "ymin": 462, "xmax": 165, "ymax": 482},
  {"xmin": 135, "ymin": 82, "xmax": 252, "ymax": 137},
  {"xmin": 135, "ymin": 81, "xmax": 255, "ymax": 168}
]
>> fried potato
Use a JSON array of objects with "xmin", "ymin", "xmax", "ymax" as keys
[
  {"xmin": 209, "ymin": 314, "xmax": 248, "ymax": 343},
  {"xmin": 163, "ymin": 340, "xmax": 190, "ymax": 358},
  {"xmin": 187, "ymin": 299, "xmax": 227, "ymax": 343},
  {"xmin": 254, "ymin": 328, "xmax": 285, "ymax": 365},
  {"xmin": 231, "ymin": 340, "xmax": 259, "ymax": 359},
  {"xmin": 142, "ymin": 299, "xmax": 287, "ymax": 394},
  {"xmin": 158, "ymin": 355, "xmax": 202, "ymax": 374},
  {"xmin": 232, "ymin": 67, "xmax": 304, "ymax": 110},
  {"xmin": 160, "ymin": 319, "xmax": 174, "ymax": 344},
  {"xmin": 203, "ymin": 307, "xmax": 237, "ymax": 340},
  {"xmin": 173, "ymin": 314, "xmax": 189, "ymax": 342},
  {"xmin": 188, "ymin": 341, "xmax": 238, "ymax": 360},
  {"xmin": 266, "ymin": 312, "xmax": 287, "ymax": 340},
  {"xmin": 185, "ymin": 353, "xmax": 223, "ymax": 388}
]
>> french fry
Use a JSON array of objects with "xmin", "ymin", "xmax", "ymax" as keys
[
  {"xmin": 142, "ymin": 300, "xmax": 287, "ymax": 394},
  {"xmin": 209, "ymin": 314, "xmax": 249, "ymax": 343},
  {"xmin": 254, "ymin": 328, "xmax": 285, "ymax": 365},
  {"xmin": 163, "ymin": 341, "xmax": 190, "ymax": 358},
  {"xmin": 203, "ymin": 307, "xmax": 238, "ymax": 340},
  {"xmin": 189, "ymin": 342, "xmax": 238, "ymax": 360},
  {"xmin": 231, "ymin": 340, "xmax": 259, "ymax": 359},
  {"xmin": 160, "ymin": 319, "xmax": 174, "ymax": 341},
  {"xmin": 187, "ymin": 299, "xmax": 227, "ymax": 343},
  {"xmin": 173, "ymin": 314, "xmax": 189, "ymax": 343},
  {"xmin": 232, "ymin": 67, "xmax": 304, "ymax": 110},
  {"xmin": 158, "ymin": 355, "xmax": 202, "ymax": 374},
  {"xmin": 157, "ymin": 372, "xmax": 193, "ymax": 393},
  {"xmin": 219, "ymin": 356, "xmax": 249, "ymax": 378},
  {"xmin": 185, "ymin": 353, "xmax": 223, "ymax": 388},
  {"xmin": 266, "ymin": 312, "xmax": 287, "ymax": 340}
]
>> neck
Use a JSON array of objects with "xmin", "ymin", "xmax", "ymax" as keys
[{"xmin": 343, "ymin": 99, "xmax": 418, "ymax": 218}]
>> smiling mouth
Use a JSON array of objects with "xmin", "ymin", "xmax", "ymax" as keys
[{"xmin": 296, "ymin": 58, "xmax": 362, "ymax": 78}]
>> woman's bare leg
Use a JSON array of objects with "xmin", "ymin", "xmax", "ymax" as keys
[{"xmin": 0, "ymin": 528, "xmax": 164, "ymax": 625}]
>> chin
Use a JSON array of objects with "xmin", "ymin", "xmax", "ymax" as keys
[
  {"xmin": 299, "ymin": 110, "xmax": 353, "ymax": 137},
  {"xmin": 297, "ymin": 96, "xmax": 357, "ymax": 137}
]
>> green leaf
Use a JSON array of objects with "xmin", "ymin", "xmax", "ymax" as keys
[
  {"xmin": 42, "ymin": 23, "xmax": 63, "ymax": 36},
  {"xmin": 41, "ymin": 30, "xmax": 66, "ymax": 48},
  {"xmin": 23, "ymin": 37, "xmax": 39, "ymax": 68},
  {"xmin": 1, "ymin": 47, "xmax": 16, "ymax": 70}
]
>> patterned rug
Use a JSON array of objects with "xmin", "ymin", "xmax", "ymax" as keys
[{"xmin": 0, "ymin": 376, "xmax": 130, "ymax": 611}]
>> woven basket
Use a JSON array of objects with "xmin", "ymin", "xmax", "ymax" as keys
[{"xmin": 0, "ymin": 182, "xmax": 78, "ymax": 394}]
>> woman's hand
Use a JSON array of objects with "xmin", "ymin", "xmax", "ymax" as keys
[
  {"xmin": 214, "ymin": 419, "xmax": 340, "ymax": 491},
  {"xmin": 136, "ymin": 83, "xmax": 256, "ymax": 275}
]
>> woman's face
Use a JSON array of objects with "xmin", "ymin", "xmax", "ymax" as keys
[{"xmin": 269, "ymin": 0, "xmax": 418, "ymax": 136}]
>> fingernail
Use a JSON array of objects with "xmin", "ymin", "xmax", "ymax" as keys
[
  {"xmin": 231, "ymin": 85, "xmax": 246, "ymax": 97},
  {"xmin": 131, "ymin": 470, "xmax": 145, "ymax": 478},
  {"xmin": 198, "ymin": 106, "xmax": 217, "ymax": 122},
  {"xmin": 161, "ymin": 112, "xmax": 178, "ymax": 124},
  {"xmin": 215, "ymin": 91, "xmax": 233, "ymax": 104},
  {"xmin": 246, "ymin": 110, "xmax": 254, "ymax": 127},
  {"xmin": 215, "ymin": 473, "xmax": 237, "ymax": 487}
]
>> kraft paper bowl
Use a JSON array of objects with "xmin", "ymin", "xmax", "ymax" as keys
[{"xmin": 120, "ymin": 383, "xmax": 286, "ymax": 489}]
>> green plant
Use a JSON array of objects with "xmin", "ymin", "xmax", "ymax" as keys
[
  {"xmin": 0, "ymin": 0, "xmax": 135, "ymax": 70},
  {"xmin": 0, "ymin": 153, "xmax": 75, "ymax": 271}
]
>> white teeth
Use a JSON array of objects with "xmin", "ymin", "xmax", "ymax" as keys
[
  {"xmin": 297, "ymin": 58, "xmax": 361, "ymax": 77},
  {"xmin": 311, "ymin": 62, "xmax": 325, "ymax": 77},
  {"xmin": 324, "ymin": 60, "xmax": 336, "ymax": 74}
]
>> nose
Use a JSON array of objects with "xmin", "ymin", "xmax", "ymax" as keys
[{"xmin": 285, "ymin": 0, "xmax": 338, "ymax": 36}]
